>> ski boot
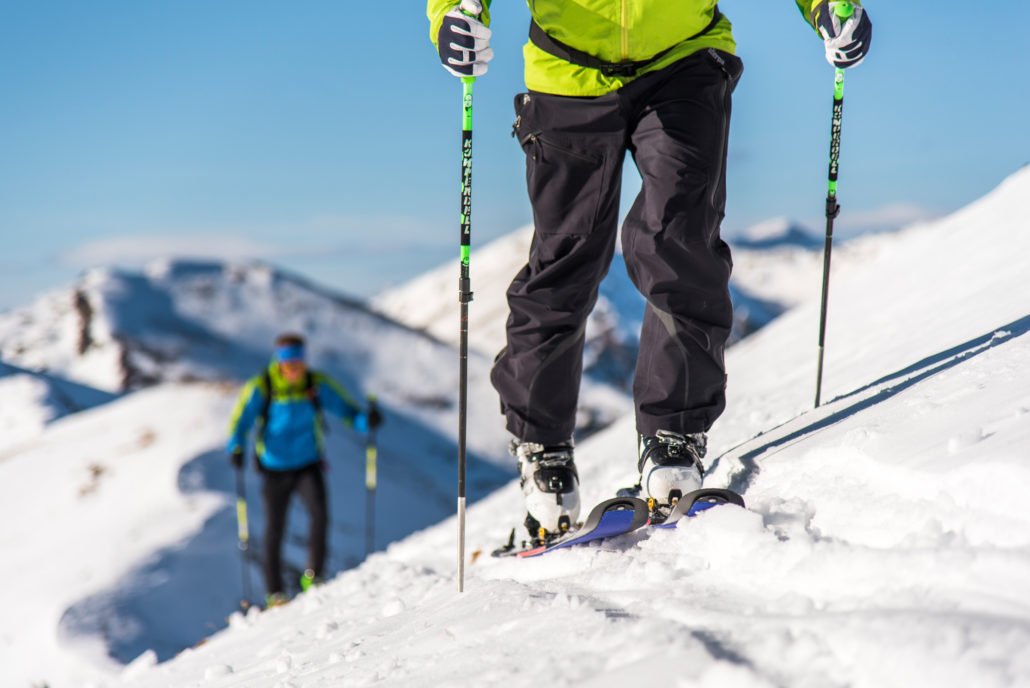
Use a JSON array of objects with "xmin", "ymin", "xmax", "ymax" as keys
[
  {"xmin": 512, "ymin": 439, "xmax": 581, "ymax": 545},
  {"xmin": 299, "ymin": 568, "xmax": 322, "ymax": 593},
  {"xmin": 636, "ymin": 430, "xmax": 706, "ymax": 515},
  {"xmin": 265, "ymin": 591, "xmax": 288, "ymax": 609}
]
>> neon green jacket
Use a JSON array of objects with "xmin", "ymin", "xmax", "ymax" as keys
[
  {"xmin": 428, "ymin": 1, "xmax": 825, "ymax": 96},
  {"xmin": 227, "ymin": 363, "xmax": 361, "ymax": 471}
]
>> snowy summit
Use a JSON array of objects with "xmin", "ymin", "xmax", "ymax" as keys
[{"xmin": 732, "ymin": 217, "xmax": 822, "ymax": 251}]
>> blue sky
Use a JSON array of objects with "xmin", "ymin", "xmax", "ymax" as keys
[{"xmin": 1, "ymin": 2, "xmax": 1027, "ymax": 310}]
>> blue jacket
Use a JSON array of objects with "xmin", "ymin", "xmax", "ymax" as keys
[{"xmin": 227, "ymin": 363, "xmax": 363, "ymax": 471}]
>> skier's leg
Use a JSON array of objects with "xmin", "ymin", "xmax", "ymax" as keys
[
  {"xmin": 295, "ymin": 463, "xmax": 329, "ymax": 578},
  {"xmin": 621, "ymin": 50, "xmax": 743, "ymax": 438},
  {"xmin": 260, "ymin": 469, "xmax": 295, "ymax": 595},
  {"xmin": 491, "ymin": 91, "xmax": 627, "ymax": 445}
]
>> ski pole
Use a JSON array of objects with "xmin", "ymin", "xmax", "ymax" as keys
[
  {"xmin": 814, "ymin": 1, "xmax": 854, "ymax": 408},
  {"xmin": 234, "ymin": 467, "xmax": 253, "ymax": 608},
  {"xmin": 456, "ymin": 71, "xmax": 475, "ymax": 593},
  {"xmin": 365, "ymin": 395, "xmax": 378, "ymax": 557}
]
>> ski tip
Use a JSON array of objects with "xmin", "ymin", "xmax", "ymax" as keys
[{"xmin": 660, "ymin": 488, "xmax": 746, "ymax": 526}]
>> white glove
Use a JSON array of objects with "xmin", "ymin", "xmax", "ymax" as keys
[
  {"xmin": 813, "ymin": 1, "xmax": 873, "ymax": 69},
  {"xmin": 437, "ymin": 0, "xmax": 494, "ymax": 77}
]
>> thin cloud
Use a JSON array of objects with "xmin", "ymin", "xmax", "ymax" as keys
[
  {"xmin": 58, "ymin": 234, "xmax": 289, "ymax": 269},
  {"xmin": 57, "ymin": 213, "xmax": 448, "ymax": 269}
]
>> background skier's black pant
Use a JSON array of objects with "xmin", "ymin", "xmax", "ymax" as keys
[
  {"xmin": 260, "ymin": 462, "xmax": 327, "ymax": 594},
  {"xmin": 491, "ymin": 50, "xmax": 743, "ymax": 444}
]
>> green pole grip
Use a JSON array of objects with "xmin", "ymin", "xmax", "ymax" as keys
[
  {"xmin": 365, "ymin": 394, "xmax": 378, "ymax": 490},
  {"xmin": 365, "ymin": 446, "xmax": 378, "ymax": 490},
  {"xmin": 235, "ymin": 497, "xmax": 249, "ymax": 544},
  {"xmin": 827, "ymin": 68, "xmax": 845, "ymax": 199},
  {"xmin": 460, "ymin": 78, "xmax": 474, "ymax": 267}
]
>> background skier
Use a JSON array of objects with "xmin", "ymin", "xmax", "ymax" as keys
[
  {"xmin": 428, "ymin": 0, "xmax": 872, "ymax": 542},
  {"xmin": 227, "ymin": 333, "xmax": 382, "ymax": 605}
]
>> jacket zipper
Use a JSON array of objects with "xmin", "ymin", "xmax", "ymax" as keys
[
  {"xmin": 620, "ymin": 0, "xmax": 629, "ymax": 60},
  {"xmin": 708, "ymin": 49, "xmax": 732, "ymax": 210}
]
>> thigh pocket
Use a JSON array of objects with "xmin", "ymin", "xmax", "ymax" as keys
[{"xmin": 522, "ymin": 132, "xmax": 606, "ymax": 236}]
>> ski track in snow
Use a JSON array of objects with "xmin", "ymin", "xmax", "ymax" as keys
[{"xmin": 4, "ymin": 169, "xmax": 1030, "ymax": 686}]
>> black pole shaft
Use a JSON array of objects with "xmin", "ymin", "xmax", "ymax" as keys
[
  {"xmin": 815, "ymin": 202, "xmax": 838, "ymax": 408},
  {"xmin": 457, "ymin": 78, "xmax": 474, "ymax": 592},
  {"xmin": 815, "ymin": 69, "xmax": 845, "ymax": 408},
  {"xmin": 365, "ymin": 424, "xmax": 377, "ymax": 557}
]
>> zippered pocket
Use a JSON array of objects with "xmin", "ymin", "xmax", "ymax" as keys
[
  {"xmin": 521, "ymin": 131, "xmax": 602, "ymax": 165},
  {"xmin": 522, "ymin": 132, "xmax": 606, "ymax": 236}
]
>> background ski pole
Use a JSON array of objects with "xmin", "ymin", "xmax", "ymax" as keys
[
  {"xmin": 814, "ymin": 1, "xmax": 854, "ymax": 408},
  {"xmin": 365, "ymin": 395, "xmax": 378, "ymax": 558},
  {"xmin": 457, "ymin": 72, "xmax": 475, "ymax": 593},
  {"xmin": 234, "ymin": 467, "xmax": 253, "ymax": 609}
]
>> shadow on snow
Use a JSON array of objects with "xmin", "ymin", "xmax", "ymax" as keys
[
  {"xmin": 715, "ymin": 313, "xmax": 1030, "ymax": 495},
  {"xmin": 58, "ymin": 410, "xmax": 511, "ymax": 664}
]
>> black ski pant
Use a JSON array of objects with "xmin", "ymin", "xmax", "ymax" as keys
[
  {"xmin": 260, "ymin": 462, "xmax": 328, "ymax": 595},
  {"xmin": 491, "ymin": 49, "xmax": 743, "ymax": 444}
]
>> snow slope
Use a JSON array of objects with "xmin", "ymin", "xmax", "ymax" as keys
[
  {"xmin": 0, "ymin": 265, "xmax": 524, "ymax": 686},
  {"xmin": 115, "ymin": 173, "xmax": 1030, "ymax": 686},
  {"xmin": 0, "ymin": 361, "xmax": 116, "ymax": 457},
  {"xmin": 729, "ymin": 227, "xmax": 896, "ymax": 312},
  {"xmin": 0, "ymin": 260, "xmax": 631, "ymax": 686},
  {"xmin": 0, "ymin": 381, "xmax": 512, "ymax": 688}
]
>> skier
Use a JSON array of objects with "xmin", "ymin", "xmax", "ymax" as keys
[
  {"xmin": 428, "ymin": 0, "xmax": 872, "ymax": 542},
  {"xmin": 227, "ymin": 333, "xmax": 382, "ymax": 606}
]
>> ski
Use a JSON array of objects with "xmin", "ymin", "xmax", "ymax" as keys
[
  {"xmin": 493, "ymin": 496, "xmax": 650, "ymax": 558},
  {"xmin": 491, "ymin": 488, "xmax": 746, "ymax": 558}
]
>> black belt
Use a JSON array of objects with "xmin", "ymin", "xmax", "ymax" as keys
[{"xmin": 529, "ymin": 6, "xmax": 722, "ymax": 78}]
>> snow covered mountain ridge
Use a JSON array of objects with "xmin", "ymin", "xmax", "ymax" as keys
[
  {"xmin": 0, "ymin": 361, "xmax": 117, "ymax": 457},
  {"xmin": 116, "ymin": 168, "xmax": 1030, "ymax": 687},
  {"xmin": 3, "ymin": 168, "xmax": 1029, "ymax": 687},
  {"xmin": 0, "ymin": 259, "xmax": 630, "ymax": 458},
  {"xmin": 0, "ymin": 262, "xmax": 531, "ymax": 686},
  {"xmin": 1, "ymin": 260, "xmax": 420, "ymax": 393},
  {"xmin": 731, "ymin": 216, "xmax": 822, "ymax": 250},
  {"xmin": 0, "ymin": 255, "xmax": 633, "ymax": 686}
]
